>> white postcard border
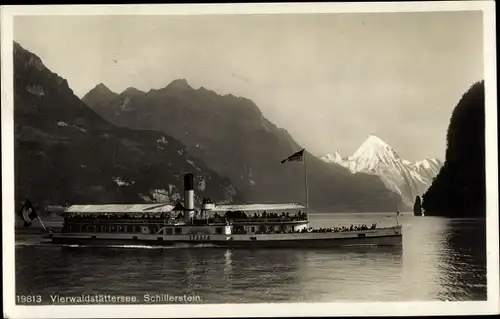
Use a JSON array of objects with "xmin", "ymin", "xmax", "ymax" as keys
[{"xmin": 2, "ymin": 2, "xmax": 498, "ymax": 318}]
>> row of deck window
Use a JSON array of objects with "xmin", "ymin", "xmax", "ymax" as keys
[
  {"xmin": 63, "ymin": 224, "xmax": 154, "ymax": 233},
  {"xmin": 63, "ymin": 224, "xmax": 225, "ymax": 235}
]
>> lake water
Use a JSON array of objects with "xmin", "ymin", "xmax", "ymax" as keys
[{"xmin": 14, "ymin": 213, "xmax": 486, "ymax": 303}]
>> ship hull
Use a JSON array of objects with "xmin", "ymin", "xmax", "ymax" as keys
[
  {"xmin": 49, "ymin": 235, "xmax": 401, "ymax": 248},
  {"xmin": 46, "ymin": 226, "xmax": 402, "ymax": 248}
]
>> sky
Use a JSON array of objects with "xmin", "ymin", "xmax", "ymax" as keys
[{"xmin": 13, "ymin": 11, "xmax": 484, "ymax": 161}]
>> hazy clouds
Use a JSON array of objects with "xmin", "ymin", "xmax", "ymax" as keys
[{"xmin": 13, "ymin": 11, "xmax": 484, "ymax": 161}]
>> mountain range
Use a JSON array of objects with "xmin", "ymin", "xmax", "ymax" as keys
[
  {"xmin": 13, "ymin": 41, "xmax": 404, "ymax": 213},
  {"xmin": 13, "ymin": 42, "xmax": 238, "ymax": 212},
  {"xmin": 321, "ymin": 135, "xmax": 442, "ymax": 209},
  {"xmin": 82, "ymin": 80, "xmax": 400, "ymax": 212}
]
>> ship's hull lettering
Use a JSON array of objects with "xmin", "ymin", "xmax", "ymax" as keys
[{"xmin": 190, "ymin": 235, "xmax": 210, "ymax": 241}]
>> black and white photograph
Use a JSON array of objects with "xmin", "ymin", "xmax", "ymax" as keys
[{"xmin": 1, "ymin": 2, "xmax": 498, "ymax": 318}]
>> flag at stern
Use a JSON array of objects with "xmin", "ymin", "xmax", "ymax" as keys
[
  {"xmin": 281, "ymin": 149, "xmax": 305, "ymax": 164},
  {"xmin": 18, "ymin": 199, "xmax": 38, "ymax": 227}
]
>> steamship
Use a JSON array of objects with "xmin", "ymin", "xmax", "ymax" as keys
[{"xmin": 39, "ymin": 173, "xmax": 403, "ymax": 248}]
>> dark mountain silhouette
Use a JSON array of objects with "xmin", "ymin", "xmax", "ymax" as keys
[
  {"xmin": 83, "ymin": 80, "xmax": 400, "ymax": 212},
  {"xmin": 413, "ymin": 195, "xmax": 422, "ymax": 216},
  {"xmin": 13, "ymin": 42, "xmax": 238, "ymax": 213},
  {"xmin": 422, "ymin": 81, "xmax": 485, "ymax": 217},
  {"xmin": 81, "ymin": 83, "xmax": 120, "ymax": 107}
]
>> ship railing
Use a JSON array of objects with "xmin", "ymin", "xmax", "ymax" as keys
[
  {"xmin": 231, "ymin": 228, "xmax": 309, "ymax": 235},
  {"xmin": 64, "ymin": 218, "xmax": 166, "ymax": 225},
  {"xmin": 226, "ymin": 217, "xmax": 308, "ymax": 224},
  {"xmin": 308, "ymin": 224, "xmax": 379, "ymax": 233}
]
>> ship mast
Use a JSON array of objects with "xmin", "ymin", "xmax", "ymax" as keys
[
  {"xmin": 304, "ymin": 151, "xmax": 309, "ymax": 211},
  {"xmin": 281, "ymin": 149, "xmax": 309, "ymax": 215}
]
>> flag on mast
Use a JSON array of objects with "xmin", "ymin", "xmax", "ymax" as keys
[
  {"xmin": 281, "ymin": 149, "xmax": 309, "ymax": 210},
  {"xmin": 281, "ymin": 149, "xmax": 305, "ymax": 164}
]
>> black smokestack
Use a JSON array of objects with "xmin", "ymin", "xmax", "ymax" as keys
[
  {"xmin": 184, "ymin": 173, "xmax": 195, "ymax": 217},
  {"xmin": 184, "ymin": 173, "xmax": 194, "ymax": 191}
]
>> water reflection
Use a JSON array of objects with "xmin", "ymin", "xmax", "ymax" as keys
[
  {"xmin": 224, "ymin": 249, "xmax": 232, "ymax": 273},
  {"xmin": 437, "ymin": 218, "xmax": 486, "ymax": 300},
  {"xmin": 297, "ymin": 247, "xmax": 402, "ymax": 301},
  {"xmin": 400, "ymin": 216, "xmax": 449, "ymax": 300},
  {"xmin": 15, "ymin": 213, "xmax": 486, "ymax": 302}
]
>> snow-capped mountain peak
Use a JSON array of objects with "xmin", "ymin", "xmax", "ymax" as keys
[
  {"xmin": 348, "ymin": 135, "xmax": 401, "ymax": 173},
  {"xmin": 415, "ymin": 158, "xmax": 441, "ymax": 170},
  {"xmin": 353, "ymin": 135, "xmax": 400, "ymax": 158},
  {"xmin": 402, "ymin": 159, "xmax": 413, "ymax": 166},
  {"xmin": 413, "ymin": 158, "xmax": 442, "ymax": 180},
  {"xmin": 322, "ymin": 135, "xmax": 443, "ymax": 209},
  {"xmin": 322, "ymin": 150, "xmax": 343, "ymax": 163}
]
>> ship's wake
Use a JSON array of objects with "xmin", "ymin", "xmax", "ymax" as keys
[
  {"xmin": 62, "ymin": 244, "xmax": 171, "ymax": 249},
  {"xmin": 15, "ymin": 242, "xmax": 222, "ymax": 250},
  {"xmin": 58, "ymin": 243, "xmax": 221, "ymax": 250}
]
